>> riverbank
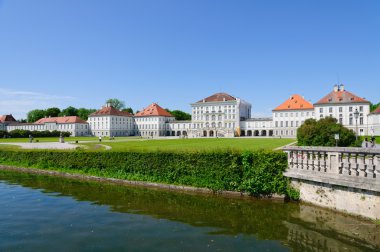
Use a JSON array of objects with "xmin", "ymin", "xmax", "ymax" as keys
[
  {"xmin": 0, "ymin": 149, "xmax": 299, "ymax": 199},
  {"xmin": 0, "ymin": 165, "xmax": 284, "ymax": 199}
]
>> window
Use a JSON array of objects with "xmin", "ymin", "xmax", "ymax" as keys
[
  {"xmin": 359, "ymin": 106, "xmax": 363, "ymax": 112},
  {"xmin": 319, "ymin": 108, "xmax": 323, "ymax": 113},
  {"xmin": 360, "ymin": 117, "xmax": 364, "ymax": 125},
  {"xmin": 339, "ymin": 107, "xmax": 342, "ymax": 112},
  {"xmin": 349, "ymin": 107, "xmax": 353, "ymax": 112},
  {"xmin": 339, "ymin": 118, "xmax": 343, "ymax": 124},
  {"xmin": 349, "ymin": 117, "xmax": 353, "ymax": 125},
  {"xmin": 329, "ymin": 107, "xmax": 333, "ymax": 113},
  {"xmin": 275, "ymin": 121, "xmax": 278, "ymax": 127}
]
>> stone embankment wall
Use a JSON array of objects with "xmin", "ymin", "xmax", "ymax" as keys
[{"xmin": 283, "ymin": 146, "xmax": 380, "ymax": 220}]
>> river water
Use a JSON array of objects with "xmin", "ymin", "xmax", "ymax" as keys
[{"xmin": 0, "ymin": 170, "xmax": 379, "ymax": 251}]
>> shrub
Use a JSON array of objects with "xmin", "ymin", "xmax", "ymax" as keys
[
  {"xmin": 297, "ymin": 117, "xmax": 356, "ymax": 147},
  {"xmin": 0, "ymin": 130, "xmax": 8, "ymax": 138},
  {"xmin": 0, "ymin": 149, "xmax": 298, "ymax": 199},
  {"xmin": 7, "ymin": 129, "xmax": 71, "ymax": 138}
]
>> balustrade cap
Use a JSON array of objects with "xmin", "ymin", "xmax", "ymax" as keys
[{"xmin": 283, "ymin": 146, "xmax": 380, "ymax": 154}]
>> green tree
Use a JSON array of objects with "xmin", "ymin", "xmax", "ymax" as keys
[
  {"xmin": 59, "ymin": 106, "xmax": 78, "ymax": 117},
  {"xmin": 45, "ymin": 107, "xmax": 61, "ymax": 117},
  {"xmin": 122, "ymin": 107, "xmax": 134, "ymax": 114},
  {"xmin": 166, "ymin": 109, "xmax": 191, "ymax": 120},
  {"xmin": 77, "ymin": 108, "xmax": 96, "ymax": 120},
  {"xmin": 106, "ymin": 98, "xmax": 125, "ymax": 110},
  {"xmin": 27, "ymin": 109, "xmax": 46, "ymax": 122},
  {"xmin": 370, "ymin": 102, "xmax": 380, "ymax": 112},
  {"xmin": 297, "ymin": 117, "xmax": 356, "ymax": 147}
]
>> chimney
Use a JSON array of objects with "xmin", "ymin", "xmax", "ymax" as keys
[
  {"xmin": 339, "ymin": 84, "xmax": 345, "ymax": 91},
  {"xmin": 333, "ymin": 85, "xmax": 339, "ymax": 92},
  {"xmin": 203, "ymin": 99, "xmax": 205, "ymax": 103}
]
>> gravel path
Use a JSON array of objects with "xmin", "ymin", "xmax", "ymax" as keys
[{"xmin": 0, "ymin": 142, "xmax": 78, "ymax": 150}]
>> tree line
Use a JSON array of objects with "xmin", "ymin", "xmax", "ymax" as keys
[{"xmin": 25, "ymin": 98, "xmax": 191, "ymax": 123}]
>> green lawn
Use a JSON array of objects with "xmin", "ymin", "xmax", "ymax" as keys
[{"xmin": 80, "ymin": 138, "xmax": 296, "ymax": 152}]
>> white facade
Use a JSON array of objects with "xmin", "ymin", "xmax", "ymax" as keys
[
  {"xmin": 6, "ymin": 122, "xmax": 89, "ymax": 137},
  {"xmin": 189, "ymin": 93, "xmax": 251, "ymax": 137},
  {"xmin": 313, "ymin": 85, "xmax": 371, "ymax": 137},
  {"xmin": 134, "ymin": 116, "xmax": 175, "ymax": 137},
  {"xmin": 273, "ymin": 109, "xmax": 314, "ymax": 137},
  {"xmin": 368, "ymin": 110, "xmax": 380, "ymax": 136},
  {"xmin": 240, "ymin": 118, "xmax": 273, "ymax": 136},
  {"xmin": 88, "ymin": 115, "xmax": 134, "ymax": 137},
  {"xmin": 88, "ymin": 104, "xmax": 134, "ymax": 137}
]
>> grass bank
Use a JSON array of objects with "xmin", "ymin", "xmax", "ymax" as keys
[{"xmin": 0, "ymin": 149, "xmax": 299, "ymax": 199}]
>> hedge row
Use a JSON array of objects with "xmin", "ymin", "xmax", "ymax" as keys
[
  {"xmin": 0, "ymin": 150, "xmax": 299, "ymax": 199},
  {"xmin": 1, "ymin": 130, "xmax": 71, "ymax": 138}
]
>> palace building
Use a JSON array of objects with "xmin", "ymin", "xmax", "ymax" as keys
[
  {"xmin": 5, "ymin": 116, "xmax": 88, "ymax": 137},
  {"xmin": 1, "ymin": 85, "xmax": 378, "ymax": 138}
]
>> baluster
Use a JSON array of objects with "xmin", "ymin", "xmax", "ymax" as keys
[
  {"xmin": 316, "ymin": 151, "xmax": 321, "ymax": 171},
  {"xmin": 287, "ymin": 151, "xmax": 292, "ymax": 169},
  {"xmin": 311, "ymin": 152, "xmax": 315, "ymax": 171},
  {"xmin": 322, "ymin": 152, "xmax": 327, "ymax": 172},
  {"xmin": 291, "ymin": 151, "xmax": 295, "ymax": 169},
  {"xmin": 338, "ymin": 152, "xmax": 343, "ymax": 174},
  {"xmin": 306, "ymin": 151, "xmax": 310, "ymax": 170},
  {"xmin": 367, "ymin": 154, "xmax": 375, "ymax": 179},
  {"xmin": 359, "ymin": 154, "xmax": 367, "ymax": 178},
  {"xmin": 304, "ymin": 151, "xmax": 308, "ymax": 170},
  {"xmin": 342, "ymin": 152, "xmax": 348, "ymax": 175},
  {"xmin": 316, "ymin": 151, "xmax": 320, "ymax": 172},
  {"xmin": 352, "ymin": 153, "xmax": 359, "ymax": 176}
]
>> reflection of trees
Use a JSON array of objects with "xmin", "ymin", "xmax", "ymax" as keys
[{"xmin": 0, "ymin": 170, "xmax": 379, "ymax": 251}]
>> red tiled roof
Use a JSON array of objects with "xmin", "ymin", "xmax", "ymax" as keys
[
  {"xmin": 197, "ymin": 93, "xmax": 236, "ymax": 103},
  {"xmin": 273, "ymin": 94, "xmax": 314, "ymax": 111},
  {"xmin": 371, "ymin": 106, "xmax": 380, "ymax": 114},
  {"xmin": 35, "ymin": 116, "xmax": 87, "ymax": 124},
  {"xmin": 0, "ymin": 114, "xmax": 16, "ymax": 123},
  {"xmin": 315, "ymin": 89, "xmax": 369, "ymax": 105},
  {"xmin": 90, "ymin": 106, "xmax": 132, "ymax": 117},
  {"xmin": 135, "ymin": 103, "xmax": 173, "ymax": 117}
]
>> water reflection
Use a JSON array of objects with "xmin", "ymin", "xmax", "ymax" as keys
[{"xmin": 0, "ymin": 170, "xmax": 378, "ymax": 251}]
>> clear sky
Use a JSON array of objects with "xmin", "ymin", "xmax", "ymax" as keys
[{"xmin": 0, "ymin": 0, "xmax": 379, "ymax": 119}]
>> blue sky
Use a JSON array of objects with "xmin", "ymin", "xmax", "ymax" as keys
[{"xmin": 0, "ymin": 0, "xmax": 379, "ymax": 119}]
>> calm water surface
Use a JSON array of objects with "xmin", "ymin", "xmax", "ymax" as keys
[{"xmin": 0, "ymin": 170, "xmax": 379, "ymax": 252}]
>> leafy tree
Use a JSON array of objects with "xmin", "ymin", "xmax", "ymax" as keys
[
  {"xmin": 59, "ymin": 106, "xmax": 78, "ymax": 117},
  {"xmin": 27, "ymin": 109, "xmax": 46, "ymax": 123},
  {"xmin": 297, "ymin": 117, "xmax": 356, "ymax": 147},
  {"xmin": 45, "ymin": 107, "xmax": 61, "ymax": 117},
  {"xmin": 166, "ymin": 109, "xmax": 191, "ymax": 120},
  {"xmin": 106, "ymin": 98, "xmax": 125, "ymax": 110},
  {"xmin": 122, "ymin": 107, "xmax": 134, "ymax": 114},
  {"xmin": 17, "ymin": 119, "xmax": 27, "ymax": 123},
  {"xmin": 370, "ymin": 102, "xmax": 380, "ymax": 112},
  {"xmin": 77, "ymin": 108, "xmax": 96, "ymax": 120}
]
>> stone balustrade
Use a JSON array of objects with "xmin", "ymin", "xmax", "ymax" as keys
[{"xmin": 283, "ymin": 146, "xmax": 380, "ymax": 192}]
